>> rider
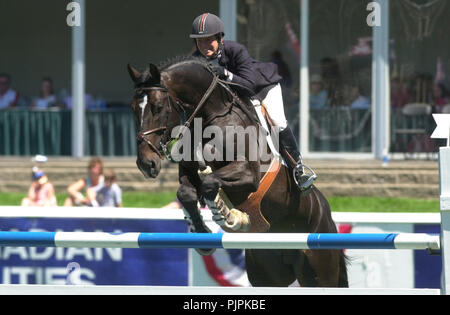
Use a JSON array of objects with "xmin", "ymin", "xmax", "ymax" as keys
[{"xmin": 190, "ymin": 12, "xmax": 316, "ymax": 191}]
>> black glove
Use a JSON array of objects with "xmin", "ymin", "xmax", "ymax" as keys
[{"xmin": 209, "ymin": 63, "xmax": 227, "ymax": 79}]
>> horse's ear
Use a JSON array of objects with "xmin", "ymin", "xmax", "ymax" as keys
[
  {"xmin": 127, "ymin": 63, "xmax": 141, "ymax": 83},
  {"xmin": 149, "ymin": 63, "xmax": 161, "ymax": 84}
]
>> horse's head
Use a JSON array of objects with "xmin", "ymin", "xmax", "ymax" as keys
[{"xmin": 128, "ymin": 63, "xmax": 178, "ymax": 178}]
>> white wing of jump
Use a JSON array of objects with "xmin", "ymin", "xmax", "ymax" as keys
[{"xmin": 431, "ymin": 114, "xmax": 450, "ymax": 144}]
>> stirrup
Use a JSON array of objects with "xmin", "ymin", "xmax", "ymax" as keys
[{"xmin": 293, "ymin": 164, "xmax": 317, "ymax": 191}]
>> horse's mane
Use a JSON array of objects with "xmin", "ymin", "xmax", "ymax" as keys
[
  {"xmin": 133, "ymin": 56, "xmax": 208, "ymax": 86},
  {"xmin": 157, "ymin": 55, "xmax": 210, "ymax": 72}
]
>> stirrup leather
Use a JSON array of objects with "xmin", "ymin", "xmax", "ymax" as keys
[{"xmin": 293, "ymin": 163, "xmax": 317, "ymax": 191}]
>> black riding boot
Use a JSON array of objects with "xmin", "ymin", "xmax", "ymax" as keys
[{"xmin": 278, "ymin": 127, "xmax": 317, "ymax": 191}]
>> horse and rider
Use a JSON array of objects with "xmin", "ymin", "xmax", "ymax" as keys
[{"xmin": 127, "ymin": 12, "xmax": 347, "ymax": 287}]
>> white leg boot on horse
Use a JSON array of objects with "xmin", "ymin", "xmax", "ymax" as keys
[{"xmin": 198, "ymin": 166, "xmax": 251, "ymax": 233}]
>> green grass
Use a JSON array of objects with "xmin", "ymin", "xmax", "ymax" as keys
[
  {"xmin": 327, "ymin": 196, "xmax": 439, "ymax": 213},
  {"xmin": 121, "ymin": 191, "xmax": 177, "ymax": 208},
  {"xmin": 0, "ymin": 191, "xmax": 177, "ymax": 208},
  {"xmin": 0, "ymin": 192, "xmax": 439, "ymax": 212}
]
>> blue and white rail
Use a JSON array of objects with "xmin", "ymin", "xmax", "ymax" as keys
[{"xmin": 0, "ymin": 231, "xmax": 440, "ymax": 250}]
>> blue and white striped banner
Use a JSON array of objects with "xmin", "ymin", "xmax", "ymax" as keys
[{"xmin": 0, "ymin": 232, "xmax": 440, "ymax": 250}]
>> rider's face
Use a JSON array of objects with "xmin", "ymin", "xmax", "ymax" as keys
[{"xmin": 196, "ymin": 35, "xmax": 220, "ymax": 58}]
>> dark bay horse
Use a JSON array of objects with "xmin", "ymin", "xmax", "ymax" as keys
[{"xmin": 127, "ymin": 56, "xmax": 348, "ymax": 287}]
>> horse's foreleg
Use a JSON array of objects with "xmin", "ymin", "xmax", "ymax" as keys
[
  {"xmin": 177, "ymin": 168, "xmax": 216, "ymax": 256},
  {"xmin": 200, "ymin": 162, "xmax": 258, "ymax": 232},
  {"xmin": 177, "ymin": 164, "xmax": 212, "ymax": 231},
  {"xmin": 177, "ymin": 181, "xmax": 210, "ymax": 234}
]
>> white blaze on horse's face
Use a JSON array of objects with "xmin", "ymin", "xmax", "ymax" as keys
[{"xmin": 138, "ymin": 95, "xmax": 148, "ymax": 128}]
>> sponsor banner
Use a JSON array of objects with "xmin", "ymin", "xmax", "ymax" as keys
[{"xmin": 0, "ymin": 218, "xmax": 188, "ymax": 285}]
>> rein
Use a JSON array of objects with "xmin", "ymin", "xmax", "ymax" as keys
[{"xmin": 183, "ymin": 75, "xmax": 219, "ymax": 129}]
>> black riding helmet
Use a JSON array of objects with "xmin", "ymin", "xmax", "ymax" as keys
[{"xmin": 190, "ymin": 13, "xmax": 225, "ymax": 39}]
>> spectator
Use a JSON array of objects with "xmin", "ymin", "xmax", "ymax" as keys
[
  {"xmin": 31, "ymin": 77, "xmax": 57, "ymax": 109},
  {"xmin": 391, "ymin": 77, "xmax": 410, "ymax": 109},
  {"xmin": 63, "ymin": 93, "xmax": 98, "ymax": 110},
  {"xmin": 0, "ymin": 73, "xmax": 19, "ymax": 109},
  {"xmin": 349, "ymin": 84, "xmax": 371, "ymax": 109},
  {"xmin": 64, "ymin": 157, "xmax": 104, "ymax": 207},
  {"xmin": 309, "ymin": 74, "xmax": 328, "ymax": 109},
  {"xmin": 431, "ymin": 83, "xmax": 449, "ymax": 112},
  {"xmin": 21, "ymin": 167, "xmax": 57, "ymax": 207},
  {"xmin": 320, "ymin": 57, "xmax": 344, "ymax": 106},
  {"xmin": 87, "ymin": 168, "xmax": 122, "ymax": 207}
]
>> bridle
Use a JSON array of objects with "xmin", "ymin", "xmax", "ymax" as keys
[
  {"xmin": 134, "ymin": 74, "xmax": 219, "ymax": 160},
  {"xmin": 134, "ymin": 86, "xmax": 172, "ymax": 160}
]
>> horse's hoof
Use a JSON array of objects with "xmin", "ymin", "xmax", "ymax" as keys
[{"xmin": 194, "ymin": 248, "xmax": 216, "ymax": 256}]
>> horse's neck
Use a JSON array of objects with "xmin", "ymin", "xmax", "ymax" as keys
[{"xmin": 164, "ymin": 68, "xmax": 224, "ymax": 119}]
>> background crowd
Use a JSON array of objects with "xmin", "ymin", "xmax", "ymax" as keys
[
  {"xmin": 21, "ymin": 156, "xmax": 122, "ymax": 208},
  {"xmin": 306, "ymin": 57, "xmax": 449, "ymax": 113},
  {"xmin": 2, "ymin": 57, "xmax": 448, "ymax": 114},
  {"xmin": 0, "ymin": 73, "xmax": 107, "ymax": 110}
]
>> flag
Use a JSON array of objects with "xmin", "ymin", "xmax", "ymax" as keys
[
  {"xmin": 201, "ymin": 226, "xmax": 250, "ymax": 287},
  {"xmin": 284, "ymin": 22, "xmax": 301, "ymax": 58},
  {"xmin": 349, "ymin": 37, "xmax": 372, "ymax": 57}
]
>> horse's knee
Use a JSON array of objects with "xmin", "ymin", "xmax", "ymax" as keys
[
  {"xmin": 177, "ymin": 184, "xmax": 198, "ymax": 204},
  {"xmin": 201, "ymin": 175, "xmax": 221, "ymax": 200}
]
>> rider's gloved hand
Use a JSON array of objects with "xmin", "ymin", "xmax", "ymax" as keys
[{"xmin": 209, "ymin": 63, "xmax": 228, "ymax": 80}]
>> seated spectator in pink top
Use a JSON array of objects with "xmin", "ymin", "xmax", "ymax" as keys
[
  {"xmin": 0, "ymin": 73, "xmax": 19, "ymax": 109},
  {"xmin": 21, "ymin": 167, "xmax": 57, "ymax": 207}
]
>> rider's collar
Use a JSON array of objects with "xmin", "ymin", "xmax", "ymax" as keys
[
  {"xmin": 206, "ymin": 48, "xmax": 222, "ymax": 61},
  {"xmin": 206, "ymin": 50, "xmax": 222, "ymax": 61}
]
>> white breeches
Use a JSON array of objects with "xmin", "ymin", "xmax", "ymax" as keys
[{"xmin": 251, "ymin": 83, "xmax": 288, "ymax": 130}]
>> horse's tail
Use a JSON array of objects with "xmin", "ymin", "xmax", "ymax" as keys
[{"xmin": 338, "ymin": 250, "xmax": 350, "ymax": 287}]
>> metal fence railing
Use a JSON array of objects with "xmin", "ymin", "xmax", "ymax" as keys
[
  {"xmin": 0, "ymin": 108, "xmax": 439, "ymax": 157},
  {"xmin": 0, "ymin": 109, "xmax": 136, "ymax": 156}
]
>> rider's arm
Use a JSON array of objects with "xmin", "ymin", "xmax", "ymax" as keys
[{"xmin": 222, "ymin": 42, "xmax": 257, "ymax": 93}]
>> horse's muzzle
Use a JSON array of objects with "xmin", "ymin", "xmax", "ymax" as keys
[{"xmin": 136, "ymin": 157, "xmax": 160, "ymax": 179}]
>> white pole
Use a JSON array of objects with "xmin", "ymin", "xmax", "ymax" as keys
[
  {"xmin": 440, "ymin": 146, "xmax": 450, "ymax": 294},
  {"xmin": 219, "ymin": 0, "xmax": 237, "ymax": 41},
  {"xmin": 72, "ymin": 0, "xmax": 86, "ymax": 158},
  {"xmin": 371, "ymin": 0, "xmax": 390, "ymax": 159},
  {"xmin": 299, "ymin": 0, "xmax": 309, "ymax": 155}
]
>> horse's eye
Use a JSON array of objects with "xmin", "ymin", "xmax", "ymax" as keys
[
  {"xmin": 152, "ymin": 103, "xmax": 163, "ymax": 115},
  {"xmin": 136, "ymin": 92, "xmax": 146, "ymax": 99}
]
